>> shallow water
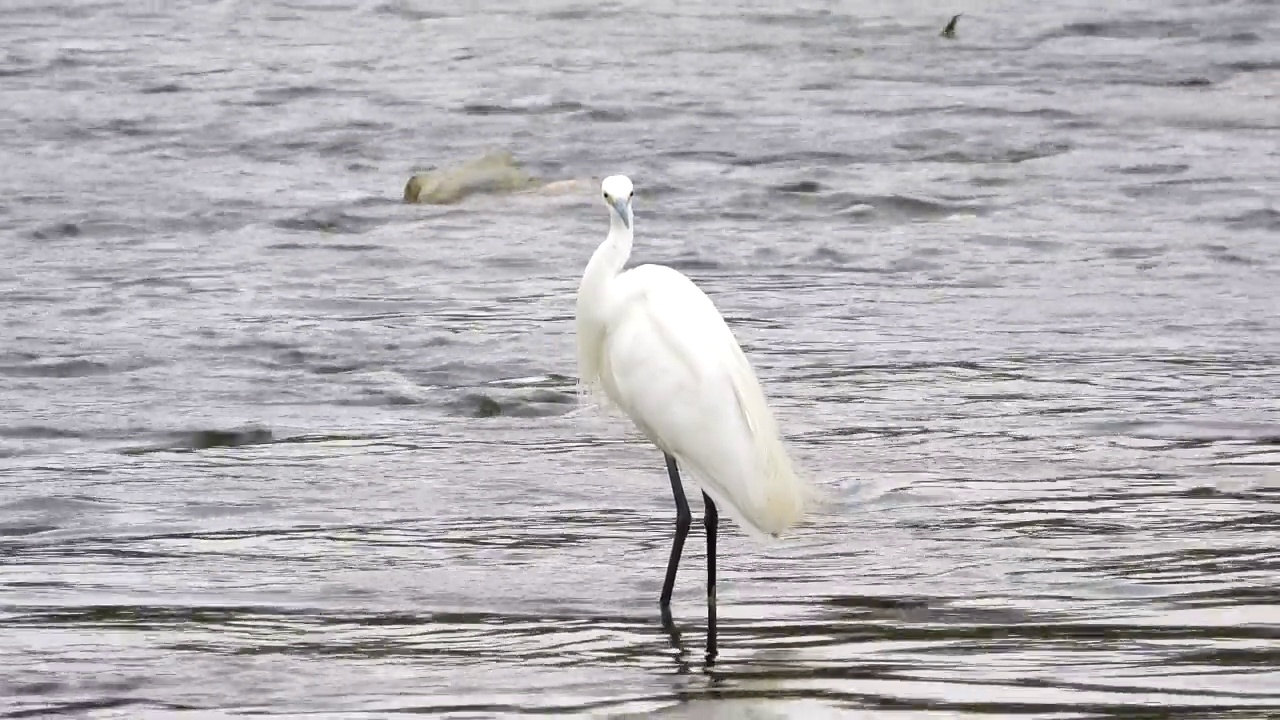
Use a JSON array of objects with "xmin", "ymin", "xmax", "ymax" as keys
[{"xmin": 2, "ymin": 0, "xmax": 1279, "ymax": 717}]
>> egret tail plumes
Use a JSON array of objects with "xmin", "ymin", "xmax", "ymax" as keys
[{"xmin": 716, "ymin": 342, "xmax": 808, "ymax": 538}]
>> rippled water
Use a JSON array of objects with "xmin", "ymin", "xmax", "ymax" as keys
[{"xmin": 2, "ymin": 0, "xmax": 1279, "ymax": 717}]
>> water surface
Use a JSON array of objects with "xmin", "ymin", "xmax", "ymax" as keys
[{"xmin": 1, "ymin": 0, "xmax": 1278, "ymax": 717}]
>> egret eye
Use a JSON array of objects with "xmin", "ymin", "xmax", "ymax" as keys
[
  {"xmin": 628, "ymin": 191, "xmax": 633, "ymax": 199},
  {"xmin": 603, "ymin": 192, "xmax": 609, "ymax": 199}
]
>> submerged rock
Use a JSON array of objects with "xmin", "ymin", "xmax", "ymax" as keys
[
  {"xmin": 403, "ymin": 151, "xmax": 540, "ymax": 204},
  {"xmin": 403, "ymin": 151, "xmax": 594, "ymax": 204}
]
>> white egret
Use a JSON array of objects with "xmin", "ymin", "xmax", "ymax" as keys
[{"xmin": 575, "ymin": 174, "xmax": 811, "ymax": 628}]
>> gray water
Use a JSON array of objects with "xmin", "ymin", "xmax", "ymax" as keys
[{"xmin": 2, "ymin": 0, "xmax": 1279, "ymax": 717}]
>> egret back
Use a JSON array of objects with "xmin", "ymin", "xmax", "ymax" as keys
[{"xmin": 597, "ymin": 264, "xmax": 808, "ymax": 539}]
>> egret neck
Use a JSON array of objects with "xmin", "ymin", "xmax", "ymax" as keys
[
  {"xmin": 575, "ymin": 196, "xmax": 633, "ymax": 398},
  {"xmin": 577, "ymin": 203, "xmax": 633, "ymax": 319}
]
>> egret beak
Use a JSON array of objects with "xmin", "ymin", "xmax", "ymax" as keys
[{"xmin": 612, "ymin": 197, "xmax": 632, "ymax": 229}]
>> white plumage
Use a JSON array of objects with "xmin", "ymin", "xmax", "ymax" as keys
[{"xmin": 575, "ymin": 175, "xmax": 810, "ymax": 543}]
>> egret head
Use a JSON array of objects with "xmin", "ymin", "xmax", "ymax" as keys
[{"xmin": 601, "ymin": 174, "xmax": 634, "ymax": 230}]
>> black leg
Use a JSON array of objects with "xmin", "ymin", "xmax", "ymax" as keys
[
  {"xmin": 703, "ymin": 492, "xmax": 718, "ymax": 604},
  {"xmin": 659, "ymin": 605, "xmax": 693, "ymax": 675},
  {"xmin": 706, "ymin": 600, "xmax": 718, "ymax": 665},
  {"xmin": 659, "ymin": 453, "xmax": 691, "ymax": 608},
  {"xmin": 703, "ymin": 492, "xmax": 719, "ymax": 663}
]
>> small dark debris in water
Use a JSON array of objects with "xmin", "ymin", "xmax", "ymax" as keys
[
  {"xmin": 941, "ymin": 14, "xmax": 960, "ymax": 39},
  {"xmin": 775, "ymin": 180, "xmax": 823, "ymax": 194},
  {"xmin": 141, "ymin": 83, "xmax": 184, "ymax": 94},
  {"xmin": 186, "ymin": 428, "xmax": 273, "ymax": 449},
  {"xmin": 1115, "ymin": 163, "xmax": 1190, "ymax": 176},
  {"xmin": 30, "ymin": 222, "xmax": 82, "ymax": 240},
  {"xmin": 121, "ymin": 428, "xmax": 273, "ymax": 455},
  {"xmin": 1184, "ymin": 486, "xmax": 1225, "ymax": 498},
  {"xmin": 475, "ymin": 397, "xmax": 503, "ymax": 418}
]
